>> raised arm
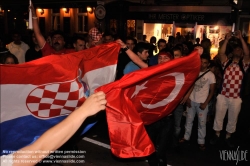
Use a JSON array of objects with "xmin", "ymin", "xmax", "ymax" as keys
[
  {"xmin": 12, "ymin": 91, "xmax": 106, "ymax": 166},
  {"xmin": 116, "ymin": 39, "xmax": 148, "ymax": 68},
  {"xmin": 235, "ymin": 30, "xmax": 250, "ymax": 61},
  {"xmin": 30, "ymin": 3, "xmax": 46, "ymax": 49},
  {"xmin": 218, "ymin": 33, "xmax": 232, "ymax": 63}
]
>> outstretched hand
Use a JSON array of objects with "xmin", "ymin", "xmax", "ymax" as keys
[
  {"xmin": 80, "ymin": 91, "xmax": 107, "ymax": 117},
  {"xmin": 116, "ymin": 39, "xmax": 126, "ymax": 48},
  {"xmin": 225, "ymin": 32, "xmax": 232, "ymax": 41},
  {"xmin": 234, "ymin": 30, "xmax": 243, "ymax": 40}
]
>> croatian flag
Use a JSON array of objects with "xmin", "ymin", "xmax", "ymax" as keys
[{"xmin": 0, "ymin": 42, "xmax": 120, "ymax": 155}]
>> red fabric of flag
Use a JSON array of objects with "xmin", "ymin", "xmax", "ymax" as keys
[{"xmin": 96, "ymin": 51, "xmax": 201, "ymax": 158}]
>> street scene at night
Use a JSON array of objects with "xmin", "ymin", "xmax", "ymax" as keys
[{"xmin": 0, "ymin": 0, "xmax": 249, "ymax": 166}]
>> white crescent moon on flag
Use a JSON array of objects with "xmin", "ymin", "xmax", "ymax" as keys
[{"xmin": 141, "ymin": 72, "xmax": 185, "ymax": 109}]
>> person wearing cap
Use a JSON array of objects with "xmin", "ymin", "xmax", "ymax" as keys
[
  {"xmin": 157, "ymin": 50, "xmax": 173, "ymax": 64},
  {"xmin": 88, "ymin": 21, "xmax": 103, "ymax": 47},
  {"xmin": 30, "ymin": 3, "xmax": 74, "ymax": 56},
  {"xmin": 210, "ymin": 30, "xmax": 250, "ymax": 147}
]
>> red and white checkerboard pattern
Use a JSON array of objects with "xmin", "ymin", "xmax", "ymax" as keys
[
  {"xmin": 221, "ymin": 61, "xmax": 244, "ymax": 98},
  {"xmin": 26, "ymin": 80, "xmax": 86, "ymax": 118},
  {"xmin": 89, "ymin": 27, "xmax": 102, "ymax": 42}
]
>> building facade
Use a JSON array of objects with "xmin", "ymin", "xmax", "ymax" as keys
[{"xmin": 0, "ymin": 0, "xmax": 249, "ymax": 45}]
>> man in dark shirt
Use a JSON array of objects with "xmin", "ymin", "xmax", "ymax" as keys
[
  {"xmin": 115, "ymin": 37, "xmax": 136, "ymax": 80},
  {"xmin": 25, "ymin": 32, "xmax": 42, "ymax": 62}
]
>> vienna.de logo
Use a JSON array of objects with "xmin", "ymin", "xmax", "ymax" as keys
[{"xmin": 219, "ymin": 146, "xmax": 248, "ymax": 165}]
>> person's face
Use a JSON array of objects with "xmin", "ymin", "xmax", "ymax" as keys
[
  {"xmin": 158, "ymin": 54, "xmax": 171, "ymax": 64},
  {"xmin": 52, "ymin": 34, "xmax": 65, "ymax": 51},
  {"xmin": 233, "ymin": 47, "xmax": 243, "ymax": 58},
  {"xmin": 126, "ymin": 39, "xmax": 135, "ymax": 50},
  {"xmin": 5, "ymin": 57, "xmax": 15, "ymax": 64},
  {"xmin": 32, "ymin": 34, "xmax": 38, "ymax": 45},
  {"xmin": 12, "ymin": 34, "xmax": 21, "ymax": 43},
  {"xmin": 104, "ymin": 36, "xmax": 114, "ymax": 43},
  {"xmin": 74, "ymin": 39, "xmax": 85, "ymax": 51},
  {"xmin": 210, "ymin": 66, "xmax": 215, "ymax": 73},
  {"xmin": 138, "ymin": 49, "xmax": 149, "ymax": 61},
  {"xmin": 150, "ymin": 38, "xmax": 156, "ymax": 44},
  {"xmin": 173, "ymin": 50, "xmax": 183, "ymax": 59},
  {"xmin": 158, "ymin": 42, "xmax": 166, "ymax": 51},
  {"xmin": 182, "ymin": 44, "xmax": 189, "ymax": 54},
  {"xmin": 201, "ymin": 58, "xmax": 210, "ymax": 71}
]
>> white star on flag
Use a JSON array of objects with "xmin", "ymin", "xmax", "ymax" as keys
[{"xmin": 131, "ymin": 81, "xmax": 148, "ymax": 98}]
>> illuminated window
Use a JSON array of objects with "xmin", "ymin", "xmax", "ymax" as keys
[{"xmin": 127, "ymin": 20, "xmax": 135, "ymax": 37}]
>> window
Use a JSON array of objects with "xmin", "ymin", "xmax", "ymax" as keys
[
  {"xmin": 127, "ymin": 20, "xmax": 135, "ymax": 37},
  {"xmin": 77, "ymin": 9, "xmax": 87, "ymax": 33},
  {"xmin": 63, "ymin": 17, "xmax": 70, "ymax": 34}
]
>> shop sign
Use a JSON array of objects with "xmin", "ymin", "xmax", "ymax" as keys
[
  {"xmin": 148, "ymin": 13, "xmax": 205, "ymax": 21},
  {"xmin": 128, "ymin": 12, "xmax": 231, "ymax": 24}
]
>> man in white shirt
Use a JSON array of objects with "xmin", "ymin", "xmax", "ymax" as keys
[
  {"xmin": 180, "ymin": 54, "xmax": 216, "ymax": 151},
  {"xmin": 6, "ymin": 31, "xmax": 29, "ymax": 64}
]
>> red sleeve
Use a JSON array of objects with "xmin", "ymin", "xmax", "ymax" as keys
[{"xmin": 41, "ymin": 42, "xmax": 53, "ymax": 57}]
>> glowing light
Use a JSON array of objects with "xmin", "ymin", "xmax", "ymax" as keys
[
  {"xmin": 87, "ymin": 7, "xmax": 93, "ymax": 13},
  {"xmin": 62, "ymin": 8, "xmax": 69, "ymax": 13},
  {"xmin": 37, "ymin": 8, "xmax": 44, "ymax": 15}
]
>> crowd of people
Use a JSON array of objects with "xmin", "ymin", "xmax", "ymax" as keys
[
  {"xmin": 117, "ymin": 30, "xmax": 249, "ymax": 166},
  {"xmin": 0, "ymin": 3, "xmax": 250, "ymax": 166}
]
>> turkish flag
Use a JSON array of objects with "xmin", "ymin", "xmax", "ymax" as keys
[
  {"xmin": 96, "ymin": 51, "xmax": 201, "ymax": 158},
  {"xmin": 0, "ymin": 42, "xmax": 120, "ymax": 155}
]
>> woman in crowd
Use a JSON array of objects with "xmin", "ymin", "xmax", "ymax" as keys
[{"xmin": 0, "ymin": 52, "xmax": 19, "ymax": 64}]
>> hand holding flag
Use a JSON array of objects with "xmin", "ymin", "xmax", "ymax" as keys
[{"xmin": 96, "ymin": 51, "xmax": 201, "ymax": 158}]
